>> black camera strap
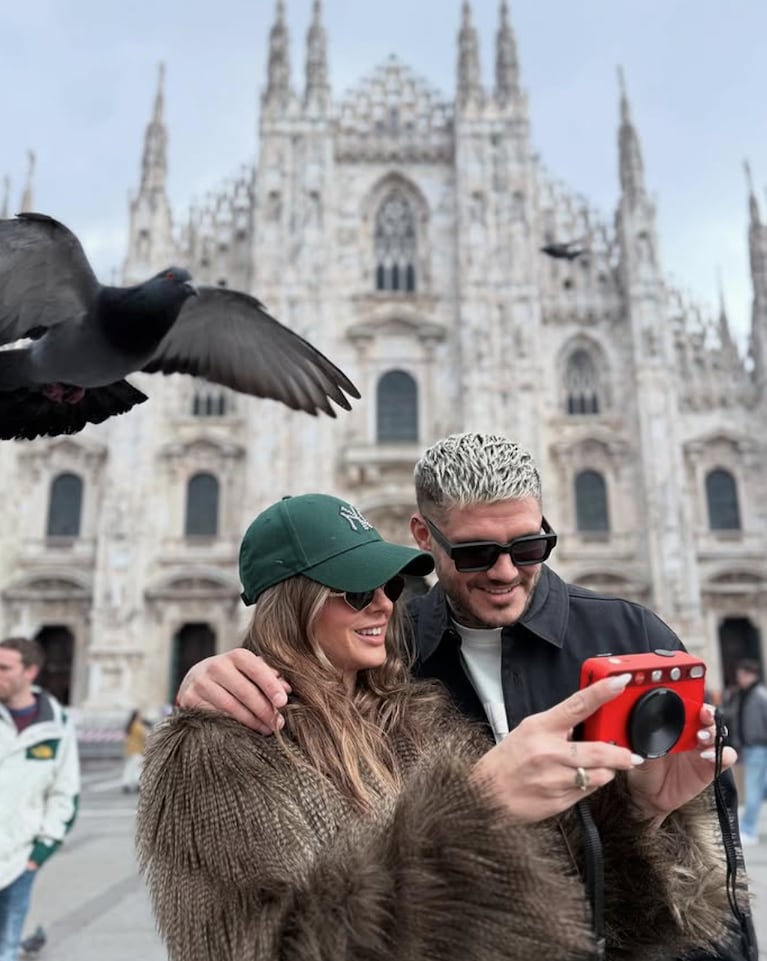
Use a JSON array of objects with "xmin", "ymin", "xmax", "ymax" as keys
[
  {"xmin": 711, "ymin": 709, "xmax": 757, "ymax": 961},
  {"xmin": 576, "ymin": 798, "xmax": 605, "ymax": 961},
  {"xmin": 577, "ymin": 716, "xmax": 755, "ymax": 961}
]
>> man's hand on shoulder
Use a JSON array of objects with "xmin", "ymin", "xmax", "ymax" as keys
[{"xmin": 176, "ymin": 649, "xmax": 291, "ymax": 735}]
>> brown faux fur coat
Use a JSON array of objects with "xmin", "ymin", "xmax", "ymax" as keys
[{"xmin": 137, "ymin": 708, "xmax": 735, "ymax": 961}]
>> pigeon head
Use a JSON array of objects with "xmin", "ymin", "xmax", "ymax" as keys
[{"xmin": 152, "ymin": 266, "xmax": 198, "ymax": 300}]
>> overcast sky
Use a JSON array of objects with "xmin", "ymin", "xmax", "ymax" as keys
[{"xmin": 4, "ymin": 1, "xmax": 766, "ymax": 349}]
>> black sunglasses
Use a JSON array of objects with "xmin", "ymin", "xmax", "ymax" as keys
[
  {"xmin": 328, "ymin": 575, "xmax": 405, "ymax": 612},
  {"xmin": 423, "ymin": 516, "xmax": 558, "ymax": 572}
]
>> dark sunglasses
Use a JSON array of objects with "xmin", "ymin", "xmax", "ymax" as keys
[
  {"xmin": 423, "ymin": 516, "xmax": 558, "ymax": 572},
  {"xmin": 328, "ymin": 575, "xmax": 405, "ymax": 612}
]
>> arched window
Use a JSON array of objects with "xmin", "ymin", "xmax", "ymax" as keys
[
  {"xmin": 575, "ymin": 470, "xmax": 609, "ymax": 532},
  {"xmin": 185, "ymin": 473, "xmax": 219, "ymax": 537},
  {"xmin": 377, "ymin": 370, "xmax": 418, "ymax": 443},
  {"xmin": 374, "ymin": 190, "xmax": 417, "ymax": 293},
  {"xmin": 46, "ymin": 473, "xmax": 83, "ymax": 538},
  {"xmin": 565, "ymin": 349, "xmax": 600, "ymax": 415},
  {"xmin": 706, "ymin": 469, "xmax": 741, "ymax": 531}
]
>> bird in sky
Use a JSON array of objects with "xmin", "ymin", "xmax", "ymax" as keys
[
  {"xmin": 0, "ymin": 213, "xmax": 360, "ymax": 441},
  {"xmin": 540, "ymin": 237, "xmax": 589, "ymax": 261}
]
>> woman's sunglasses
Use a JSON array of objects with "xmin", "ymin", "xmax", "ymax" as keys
[
  {"xmin": 423, "ymin": 516, "xmax": 558, "ymax": 572},
  {"xmin": 328, "ymin": 575, "xmax": 405, "ymax": 612}
]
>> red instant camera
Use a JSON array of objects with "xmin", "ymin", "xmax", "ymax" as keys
[{"xmin": 579, "ymin": 650, "xmax": 706, "ymax": 758}]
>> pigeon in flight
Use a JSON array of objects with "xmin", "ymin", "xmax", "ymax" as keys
[
  {"xmin": 0, "ymin": 213, "xmax": 360, "ymax": 441},
  {"xmin": 540, "ymin": 238, "xmax": 589, "ymax": 261}
]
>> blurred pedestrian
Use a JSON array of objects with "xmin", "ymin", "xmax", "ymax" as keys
[
  {"xmin": 121, "ymin": 709, "xmax": 148, "ymax": 794},
  {"xmin": 726, "ymin": 660, "xmax": 767, "ymax": 844},
  {"xmin": 0, "ymin": 637, "xmax": 79, "ymax": 961}
]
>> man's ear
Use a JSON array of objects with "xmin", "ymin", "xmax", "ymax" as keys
[
  {"xmin": 26, "ymin": 664, "xmax": 40, "ymax": 685},
  {"xmin": 410, "ymin": 514, "xmax": 431, "ymax": 551}
]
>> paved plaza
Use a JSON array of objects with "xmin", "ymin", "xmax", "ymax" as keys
[{"xmin": 20, "ymin": 759, "xmax": 767, "ymax": 960}]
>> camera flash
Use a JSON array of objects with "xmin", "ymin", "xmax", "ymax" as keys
[
  {"xmin": 689, "ymin": 665, "xmax": 705, "ymax": 678},
  {"xmin": 670, "ymin": 667, "xmax": 682, "ymax": 681},
  {"xmin": 651, "ymin": 669, "xmax": 663, "ymax": 682}
]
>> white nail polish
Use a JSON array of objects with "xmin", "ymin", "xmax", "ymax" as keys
[
  {"xmin": 608, "ymin": 672, "xmax": 633, "ymax": 691},
  {"xmin": 630, "ymin": 753, "xmax": 645, "ymax": 765},
  {"xmin": 698, "ymin": 730, "xmax": 711, "ymax": 741},
  {"xmin": 700, "ymin": 749, "xmax": 716, "ymax": 760}
]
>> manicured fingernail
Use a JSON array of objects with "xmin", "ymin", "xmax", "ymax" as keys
[
  {"xmin": 275, "ymin": 715, "xmax": 285, "ymax": 730},
  {"xmin": 700, "ymin": 749, "xmax": 716, "ymax": 760},
  {"xmin": 273, "ymin": 691, "xmax": 288, "ymax": 708},
  {"xmin": 698, "ymin": 730, "xmax": 711, "ymax": 741},
  {"xmin": 630, "ymin": 753, "xmax": 645, "ymax": 765},
  {"xmin": 608, "ymin": 673, "xmax": 633, "ymax": 691}
]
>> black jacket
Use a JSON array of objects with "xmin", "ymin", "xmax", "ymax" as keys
[{"xmin": 406, "ymin": 565, "xmax": 757, "ymax": 961}]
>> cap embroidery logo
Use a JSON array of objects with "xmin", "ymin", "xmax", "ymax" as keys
[{"xmin": 339, "ymin": 504, "xmax": 373, "ymax": 532}]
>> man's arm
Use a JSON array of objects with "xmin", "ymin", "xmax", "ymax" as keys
[
  {"xmin": 30, "ymin": 719, "xmax": 80, "ymax": 868},
  {"xmin": 176, "ymin": 649, "xmax": 291, "ymax": 733}
]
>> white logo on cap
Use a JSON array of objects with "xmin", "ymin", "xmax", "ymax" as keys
[{"xmin": 339, "ymin": 504, "xmax": 373, "ymax": 532}]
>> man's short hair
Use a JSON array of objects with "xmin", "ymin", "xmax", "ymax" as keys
[
  {"xmin": 0, "ymin": 637, "xmax": 45, "ymax": 671},
  {"xmin": 736, "ymin": 658, "xmax": 761, "ymax": 676},
  {"xmin": 414, "ymin": 432, "xmax": 542, "ymax": 513}
]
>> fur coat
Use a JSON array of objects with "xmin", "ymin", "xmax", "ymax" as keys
[{"xmin": 136, "ymin": 707, "xmax": 736, "ymax": 961}]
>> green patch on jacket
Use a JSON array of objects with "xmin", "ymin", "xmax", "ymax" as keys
[{"xmin": 26, "ymin": 739, "xmax": 60, "ymax": 760}]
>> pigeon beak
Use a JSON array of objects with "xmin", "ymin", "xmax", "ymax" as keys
[{"xmin": 184, "ymin": 281, "xmax": 199, "ymax": 296}]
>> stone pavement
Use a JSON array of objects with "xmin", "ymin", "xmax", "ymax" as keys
[{"xmin": 20, "ymin": 760, "xmax": 767, "ymax": 960}]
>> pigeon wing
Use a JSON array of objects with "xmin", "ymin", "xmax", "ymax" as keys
[
  {"xmin": 0, "ymin": 213, "xmax": 100, "ymax": 346},
  {"xmin": 143, "ymin": 287, "xmax": 361, "ymax": 417}
]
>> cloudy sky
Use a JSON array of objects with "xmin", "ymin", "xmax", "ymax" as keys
[{"xmin": 4, "ymin": 1, "xmax": 766, "ymax": 348}]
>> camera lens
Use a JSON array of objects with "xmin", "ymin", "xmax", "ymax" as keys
[{"xmin": 627, "ymin": 688, "xmax": 686, "ymax": 758}]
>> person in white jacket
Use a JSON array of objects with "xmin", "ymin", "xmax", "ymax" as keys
[{"xmin": 0, "ymin": 638, "xmax": 80, "ymax": 961}]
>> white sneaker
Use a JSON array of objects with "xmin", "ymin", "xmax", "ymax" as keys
[{"xmin": 740, "ymin": 833, "xmax": 758, "ymax": 846}]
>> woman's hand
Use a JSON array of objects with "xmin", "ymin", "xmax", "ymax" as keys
[
  {"xmin": 471, "ymin": 673, "xmax": 645, "ymax": 822},
  {"xmin": 625, "ymin": 702, "xmax": 737, "ymax": 824}
]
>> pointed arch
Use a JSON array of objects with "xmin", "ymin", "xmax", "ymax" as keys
[
  {"xmin": 565, "ymin": 348, "xmax": 600, "ymax": 414},
  {"xmin": 363, "ymin": 173, "xmax": 430, "ymax": 294}
]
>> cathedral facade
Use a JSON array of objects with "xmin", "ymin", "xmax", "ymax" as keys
[{"xmin": 1, "ymin": 0, "xmax": 766, "ymax": 715}]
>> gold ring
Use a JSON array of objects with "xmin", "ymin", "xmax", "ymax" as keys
[{"xmin": 574, "ymin": 766, "xmax": 590, "ymax": 791}]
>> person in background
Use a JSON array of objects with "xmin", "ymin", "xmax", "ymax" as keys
[
  {"xmin": 138, "ymin": 493, "xmax": 734, "ymax": 961},
  {"xmin": 724, "ymin": 660, "xmax": 767, "ymax": 845},
  {"xmin": 121, "ymin": 709, "xmax": 148, "ymax": 794},
  {"xmin": 0, "ymin": 637, "xmax": 79, "ymax": 961},
  {"xmin": 177, "ymin": 432, "xmax": 757, "ymax": 961}
]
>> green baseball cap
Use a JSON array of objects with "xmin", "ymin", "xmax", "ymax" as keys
[{"xmin": 239, "ymin": 493, "xmax": 434, "ymax": 605}]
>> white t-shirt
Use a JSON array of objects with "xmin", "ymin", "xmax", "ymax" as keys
[{"xmin": 453, "ymin": 621, "xmax": 508, "ymax": 743}]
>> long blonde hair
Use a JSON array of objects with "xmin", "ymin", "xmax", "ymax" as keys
[{"xmin": 243, "ymin": 575, "xmax": 445, "ymax": 810}]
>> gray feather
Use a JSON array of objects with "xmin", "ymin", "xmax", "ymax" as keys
[{"xmin": 143, "ymin": 287, "xmax": 361, "ymax": 417}]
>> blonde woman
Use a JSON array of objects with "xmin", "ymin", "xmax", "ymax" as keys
[{"xmin": 137, "ymin": 494, "xmax": 732, "ymax": 961}]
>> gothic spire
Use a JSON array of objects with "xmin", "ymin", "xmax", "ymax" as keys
[
  {"xmin": 19, "ymin": 150, "xmax": 35, "ymax": 212},
  {"xmin": 457, "ymin": 1, "xmax": 483, "ymax": 109},
  {"xmin": 495, "ymin": 0, "xmax": 519, "ymax": 105},
  {"xmin": 617, "ymin": 67, "xmax": 645, "ymax": 205},
  {"xmin": 717, "ymin": 270, "xmax": 735, "ymax": 350},
  {"xmin": 304, "ymin": 0, "xmax": 330, "ymax": 112},
  {"xmin": 140, "ymin": 64, "xmax": 168, "ymax": 195},
  {"xmin": 745, "ymin": 159, "xmax": 760, "ymax": 226},
  {"xmin": 1, "ymin": 175, "xmax": 9, "ymax": 219},
  {"xmin": 264, "ymin": 0, "xmax": 292, "ymax": 109}
]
